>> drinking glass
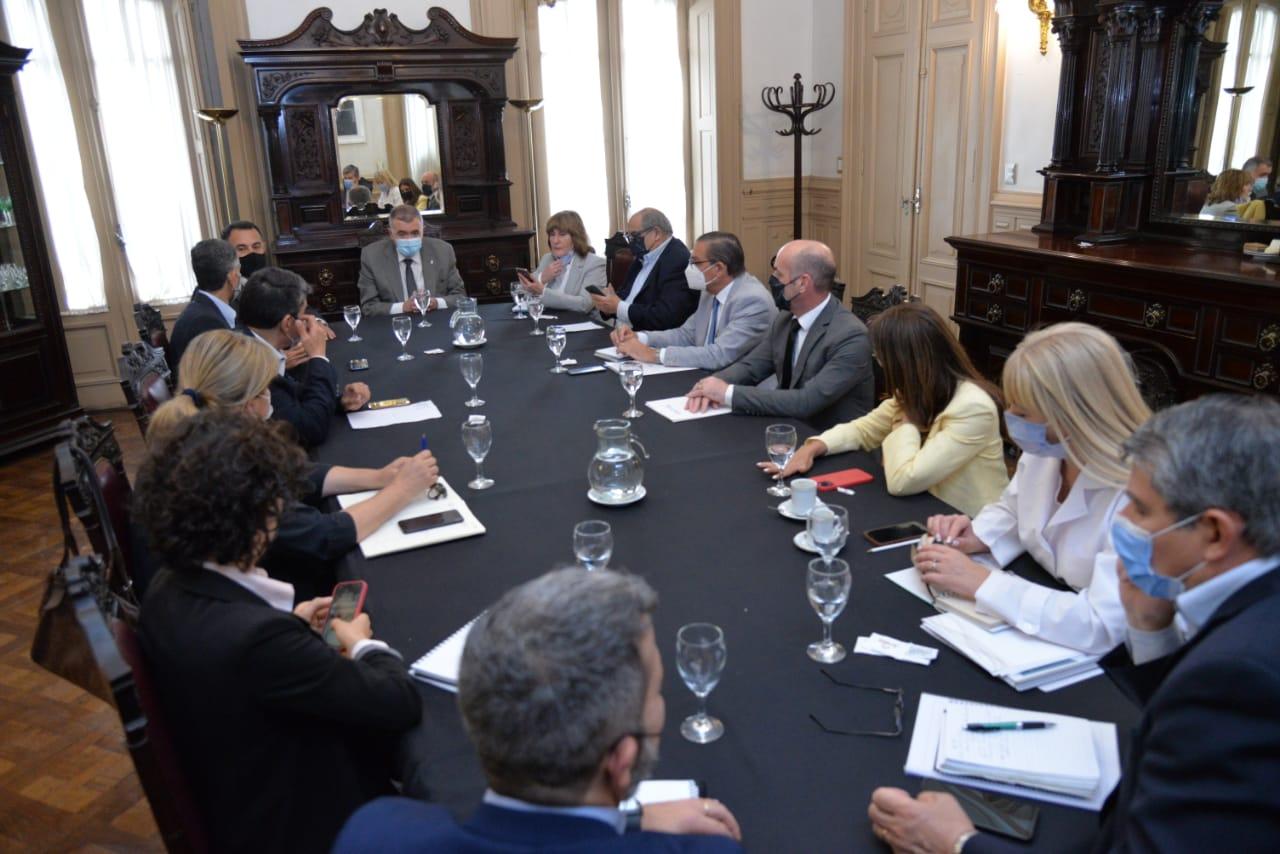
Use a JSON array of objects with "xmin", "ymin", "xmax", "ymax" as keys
[
  {"xmin": 413, "ymin": 288, "xmax": 432, "ymax": 328},
  {"xmin": 619, "ymin": 360, "xmax": 644, "ymax": 418},
  {"xmin": 528, "ymin": 294, "xmax": 545, "ymax": 335},
  {"xmin": 342, "ymin": 304, "xmax": 362, "ymax": 342},
  {"xmin": 460, "ymin": 352, "xmax": 484, "ymax": 407},
  {"xmin": 807, "ymin": 558, "xmax": 852, "ymax": 663},
  {"xmin": 765, "ymin": 424, "xmax": 798, "ymax": 497},
  {"xmin": 807, "ymin": 504, "xmax": 849, "ymax": 565},
  {"xmin": 392, "ymin": 315, "xmax": 414, "ymax": 361},
  {"xmin": 676, "ymin": 623, "xmax": 727, "ymax": 744},
  {"xmin": 461, "ymin": 416, "xmax": 494, "ymax": 489},
  {"xmin": 547, "ymin": 325, "xmax": 568, "ymax": 373},
  {"xmin": 573, "ymin": 520, "xmax": 613, "ymax": 571},
  {"xmin": 510, "ymin": 281, "xmax": 528, "ymax": 317}
]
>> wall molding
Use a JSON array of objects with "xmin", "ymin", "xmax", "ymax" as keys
[{"xmin": 739, "ymin": 176, "xmax": 843, "ymax": 285}]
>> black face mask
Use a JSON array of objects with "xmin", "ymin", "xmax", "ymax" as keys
[
  {"xmin": 628, "ymin": 231, "xmax": 648, "ymax": 258},
  {"xmin": 769, "ymin": 274, "xmax": 789, "ymax": 311},
  {"xmin": 239, "ymin": 251, "xmax": 268, "ymax": 280}
]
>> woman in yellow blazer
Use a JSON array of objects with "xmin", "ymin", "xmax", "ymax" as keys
[{"xmin": 764, "ymin": 303, "xmax": 1008, "ymax": 516}]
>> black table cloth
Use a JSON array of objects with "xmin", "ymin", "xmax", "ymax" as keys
[{"xmin": 314, "ymin": 304, "xmax": 1137, "ymax": 853}]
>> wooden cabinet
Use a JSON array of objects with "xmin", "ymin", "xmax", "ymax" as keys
[{"xmin": 0, "ymin": 41, "xmax": 80, "ymax": 456}]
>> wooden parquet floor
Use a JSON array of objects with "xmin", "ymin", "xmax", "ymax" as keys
[{"xmin": 0, "ymin": 411, "xmax": 163, "ymax": 852}]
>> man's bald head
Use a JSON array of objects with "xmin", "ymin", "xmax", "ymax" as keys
[{"xmin": 778, "ymin": 240, "xmax": 836, "ymax": 294}]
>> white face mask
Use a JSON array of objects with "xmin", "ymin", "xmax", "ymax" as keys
[{"xmin": 685, "ymin": 263, "xmax": 708, "ymax": 292}]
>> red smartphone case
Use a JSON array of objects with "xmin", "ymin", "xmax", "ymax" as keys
[{"xmin": 814, "ymin": 468, "xmax": 874, "ymax": 491}]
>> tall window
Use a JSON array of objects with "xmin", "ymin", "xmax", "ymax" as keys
[{"xmin": 1206, "ymin": 0, "xmax": 1279, "ymax": 172}]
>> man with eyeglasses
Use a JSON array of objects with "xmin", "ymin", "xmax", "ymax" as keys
[
  {"xmin": 866, "ymin": 394, "xmax": 1280, "ymax": 853},
  {"xmin": 610, "ymin": 231, "xmax": 776, "ymax": 370},
  {"xmin": 334, "ymin": 568, "xmax": 744, "ymax": 852},
  {"xmin": 590, "ymin": 208, "xmax": 697, "ymax": 332},
  {"xmin": 237, "ymin": 267, "xmax": 371, "ymax": 447}
]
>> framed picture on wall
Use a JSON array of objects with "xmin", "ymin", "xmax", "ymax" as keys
[{"xmin": 335, "ymin": 98, "xmax": 365, "ymax": 143}]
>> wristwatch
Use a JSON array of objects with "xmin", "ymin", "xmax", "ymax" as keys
[{"xmin": 623, "ymin": 802, "xmax": 644, "ymax": 833}]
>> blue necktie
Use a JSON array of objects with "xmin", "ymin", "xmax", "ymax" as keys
[{"xmin": 706, "ymin": 298, "xmax": 720, "ymax": 345}]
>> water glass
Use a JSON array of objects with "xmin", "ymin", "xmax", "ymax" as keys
[
  {"xmin": 343, "ymin": 304, "xmax": 362, "ymax": 342},
  {"xmin": 547, "ymin": 325, "xmax": 568, "ymax": 373},
  {"xmin": 460, "ymin": 352, "xmax": 484, "ymax": 407},
  {"xmin": 807, "ymin": 558, "xmax": 852, "ymax": 663},
  {"xmin": 677, "ymin": 623, "xmax": 727, "ymax": 744},
  {"xmin": 765, "ymin": 424, "xmax": 798, "ymax": 497},
  {"xmin": 573, "ymin": 520, "xmax": 613, "ymax": 571},
  {"xmin": 510, "ymin": 281, "xmax": 528, "ymax": 317},
  {"xmin": 392, "ymin": 315, "xmax": 414, "ymax": 361},
  {"xmin": 807, "ymin": 504, "xmax": 849, "ymax": 565},
  {"xmin": 413, "ymin": 288, "xmax": 431, "ymax": 328},
  {"xmin": 619, "ymin": 360, "xmax": 644, "ymax": 418},
  {"xmin": 461, "ymin": 415, "xmax": 494, "ymax": 489},
  {"xmin": 528, "ymin": 294, "xmax": 545, "ymax": 335}
]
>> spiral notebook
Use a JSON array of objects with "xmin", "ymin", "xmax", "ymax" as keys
[{"xmin": 409, "ymin": 615, "xmax": 482, "ymax": 692}]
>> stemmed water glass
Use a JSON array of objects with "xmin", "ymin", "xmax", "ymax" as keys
[
  {"xmin": 413, "ymin": 288, "xmax": 432, "ymax": 328},
  {"xmin": 392, "ymin": 315, "xmax": 414, "ymax": 361},
  {"xmin": 573, "ymin": 520, "xmax": 613, "ymax": 571},
  {"xmin": 807, "ymin": 504, "xmax": 849, "ymax": 565},
  {"xmin": 619, "ymin": 360, "xmax": 644, "ymax": 417},
  {"xmin": 765, "ymin": 424, "xmax": 797, "ymax": 497},
  {"xmin": 528, "ymin": 294, "xmax": 545, "ymax": 335},
  {"xmin": 510, "ymin": 281, "xmax": 528, "ymax": 317},
  {"xmin": 461, "ymin": 415, "xmax": 494, "ymax": 489},
  {"xmin": 460, "ymin": 352, "xmax": 484, "ymax": 407},
  {"xmin": 807, "ymin": 557, "xmax": 852, "ymax": 663},
  {"xmin": 676, "ymin": 623, "xmax": 727, "ymax": 744},
  {"xmin": 343, "ymin": 304, "xmax": 362, "ymax": 342},
  {"xmin": 547, "ymin": 325, "xmax": 568, "ymax": 373}
]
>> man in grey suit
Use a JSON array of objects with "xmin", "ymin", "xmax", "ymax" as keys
[
  {"xmin": 684, "ymin": 240, "xmax": 873, "ymax": 430},
  {"xmin": 357, "ymin": 204, "xmax": 467, "ymax": 317},
  {"xmin": 610, "ymin": 231, "xmax": 776, "ymax": 371}
]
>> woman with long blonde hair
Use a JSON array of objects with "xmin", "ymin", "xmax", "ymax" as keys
[
  {"xmin": 144, "ymin": 330, "xmax": 440, "ymax": 599},
  {"xmin": 914, "ymin": 323, "xmax": 1151, "ymax": 653}
]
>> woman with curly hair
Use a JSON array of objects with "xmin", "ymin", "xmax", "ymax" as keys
[{"xmin": 135, "ymin": 409, "xmax": 422, "ymax": 853}]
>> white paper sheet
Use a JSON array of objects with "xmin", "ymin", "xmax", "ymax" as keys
[
  {"xmin": 646, "ymin": 395, "xmax": 733, "ymax": 422},
  {"xmin": 409, "ymin": 615, "xmax": 480, "ymax": 692},
  {"xmin": 347, "ymin": 400, "xmax": 443, "ymax": 429},
  {"xmin": 603, "ymin": 360, "xmax": 697, "ymax": 377},
  {"xmin": 905, "ymin": 693, "xmax": 1120, "ymax": 811},
  {"xmin": 560, "ymin": 321, "xmax": 603, "ymax": 333},
  {"xmin": 620, "ymin": 780, "xmax": 700, "ymax": 812},
  {"xmin": 885, "ymin": 566, "xmax": 934, "ymax": 604},
  {"xmin": 335, "ymin": 476, "xmax": 484, "ymax": 557},
  {"xmin": 594, "ymin": 346, "xmax": 624, "ymax": 361}
]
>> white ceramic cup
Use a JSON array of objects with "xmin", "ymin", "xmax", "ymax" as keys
[{"xmin": 790, "ymin": 478, "xmax": 818, "ymax": 515}]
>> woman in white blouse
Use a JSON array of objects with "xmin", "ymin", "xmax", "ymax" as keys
[
  {"xmin": 516, "ymin": 210, "xmax": 606, "ymax": 314},
  {"xmin": 914, "ymin": 323, "xmax": 1151, "ymax": 653},
  {"xmin": 372, "ymin": 168, "xmax": 403, "ymax": 210}
]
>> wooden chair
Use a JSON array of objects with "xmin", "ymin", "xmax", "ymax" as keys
[
  {"xmin": 118, "ymin": 342, "xmax": 172, "ymax": 436},
  {"xmin": 603, "ymin": 231, "xmax": 635, "ymax": 289},
  {"xmin": 67, "ymin": 554, "xmax": 211, "ymax": 853},
  {"xmin": 848, "ymin": 283, "xmax": 911, "ymax": 325},
  {"xmin": 133, "ymin": 302, "xmax": 170, "ymax": 359}
]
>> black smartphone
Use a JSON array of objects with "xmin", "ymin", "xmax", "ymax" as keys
[
  {"xmin": 348, "ymin": 358, "xmax": 369, "ymax": 371},
  {"xmin": 515, "ymin": 267, "xmax": 531, "ymax": 277},
  {"xmin": 321, "ymin": 580, "xmax": 368, "ymax": 649},
  {"xmin": 567, "ymin": 364, "xmax": 607, "ymax": 375},
  {"xmin": 397, "ymin": 509, "xmax": 464, "ymax": 535},
  {"xmin": 585, "ymin": 284, "xmax": 606, "ymax": 296},
  {"xmin": 863, "ymin": 521, "xmax": 928, "ymax": 547},
  {"xmin": 921, "ymin": 780, "xmax": 1039, "ymax": 841}
]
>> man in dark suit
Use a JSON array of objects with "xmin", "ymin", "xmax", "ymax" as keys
[
  {"xmin": 357, "ymin": 204, "xmax": 467, "ymax": 317},
  {"xmin": 684, "ymin": 240, "xmax": 873, "ymax": 430},
  {"xmin": 134, "ymin": 410, "xmax": 422, "ymax": 854},
  {"xmin": 590, "ymin": 208, "xmax": 697, "ymax": 332},
  {"xmin": 865, "ymin": 394, "xmax": 1280, "ymax": 853},
  {"xmin": 167, "ymin": 238, "xmax": 239, "ymax": 372},
  {"xmin": 334, "ymin": 569, "xmax": 743, "ymax": 852},
  {"xmin": 238, "ymin": 267, "xmax": 371, "ymax": 447}
]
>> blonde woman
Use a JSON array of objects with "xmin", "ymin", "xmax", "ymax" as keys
[
  {"xmin": 915, "ymin": 323, "xmax": 1151, "ymax": 653},
  {"xmin": 516, "ymin": 210, "xmax": 607, "ymax": 313},
  {"xmin": 372, "ymin": 168, "xmax": 403, "ymax": 210},
  {"xmin": 1200, "ymin": 168, "xmax": 1253, "ymax": 217},
  {"xmin": 146, "ymin": 330, "xmax": 439, "ymax": 599}
]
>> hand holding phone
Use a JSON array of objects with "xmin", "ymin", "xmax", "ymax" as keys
[
  {"xmin": 585, "ymin": 284, "xmax": 606, "ymax": 296},
  {"xmin": 322, "ymin": 580, "xmax": 368, "ymax": 650}
]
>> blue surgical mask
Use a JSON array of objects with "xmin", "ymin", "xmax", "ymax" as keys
[
  {"xmin": 396, "ymin": 237, "xmax": 422, "ymax": 258},
  {"xmin": 1004, "ymin": 412, "xmax": 1067, "ymax": 458},
  {"xmin": 343, "ymin": 178, "xmax": 354, "ymax": 190},
  {"xmin": 1253, "ymin": 178, "xmax": 1269, "ymax": 195},
  {"xmin": 1111, "ymin": 514, "xmax": 1204, "ymax": 599}
]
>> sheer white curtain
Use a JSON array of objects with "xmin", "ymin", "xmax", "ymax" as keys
[
  {"xmin": 404, "ymin": 96, "xmax": 440, "ymax": 180},
  {"xmin": 1, "ymin": 0, "xmax": 106, "ymax": 312},
  {"xmin": 81, "ymin": 0, "xmax": 202, "ymax": 304},
  {"xmin": 1233, "ymin": 5, "xmax": 1277, "ymax": 165},
  {"xmin": 620, "ymin": 0, "xmax": 687, "ymax": 242},
  {"xmin": 538, "ymin": 0, "xmax": 611, "ymax": 249}
]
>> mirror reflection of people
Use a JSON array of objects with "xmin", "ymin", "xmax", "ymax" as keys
[
  {"xmin": 1243, "ymin": 155, "xmax": 1273, "ymax": 199},
  {"xmin": 1200, "ymin": 168, "xmax": 1253, "ymax": 217},
  {"xmin": 517, "ymin": 210, "xmax": 606, "ymax": 314},
  {"xmin": 418, "ymin": 171, "xmax": 442, "ymax": 211},
  {"xmin": 342, "ymin": 164, "xmax": 372, "ymax": 193},
  {"xmin": 397, "ymin": 178, "xmax": 422, "ymax": 208},
  {"xmin": 372, "ymin": 169, "xmax": 403, "ymax": 210},
  {"xmin": 357, "ymin": 204, "xmax": 466, "ymax": 316},
  {"xmin": 346, "ymin": 185, "xmax": 380, "ymax": 217}
]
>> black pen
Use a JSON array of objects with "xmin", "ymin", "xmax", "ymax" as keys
[{"xmin": 965, "ymin": 721, "xmax": 1055, "ymax": 732}]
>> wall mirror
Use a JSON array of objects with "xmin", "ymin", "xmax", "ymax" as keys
[{"xmin": 333, "ymin": 93, "xmax": 444, "ymax": 221}]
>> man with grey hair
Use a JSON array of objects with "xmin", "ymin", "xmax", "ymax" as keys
[
  {"xmin": 591, "ymin": 207, "xmax": 697, "ymax": 331},
  {"xmin": 333, "ymin": 568, "xmax": 744, "ymax": 852},
  {"xmin": 168, "ymin": 238, "xmax": 240, "ymax": 369},
  {"xmin": 357, "ymin": 204, "xmax": 466, "ymax": 317},
  {"xmin": 1242, "ymin": 155, "xmax": 1273, "ymax": 199},
  {"xmin": 611, "ymin": 230, "xmax": 776, "ymax": 370},
  {"xmin": 866, "ymin": 394, "xmax": 1280, "ymax": 853},
  {"xmin": 685, "ymin": 239, "xmax": 874, "ymax": 429}
]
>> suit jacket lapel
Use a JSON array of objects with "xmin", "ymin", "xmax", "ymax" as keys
[
  {"xmin": 791, "ymin": 300, "xmax": 837, "ymax": 387},
  {"xmin": 691, "ymin": 292, "xmax": 713, "ymax": 343}
]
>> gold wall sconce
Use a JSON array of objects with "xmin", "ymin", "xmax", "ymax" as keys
[{"xmin": 1029, "ymin": 0, "xmax": 1054, "ymax": 56}]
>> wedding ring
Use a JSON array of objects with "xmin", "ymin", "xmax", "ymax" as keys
[{"xmin": 703, "ymin": 799, "xmax": 711, "ymax": 815}]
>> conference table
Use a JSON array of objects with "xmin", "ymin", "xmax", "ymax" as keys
[{"xmin": 315, "ymin": 303, "xmax": 1138, "ymax": 853}]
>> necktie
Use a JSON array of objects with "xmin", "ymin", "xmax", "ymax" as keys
[
  {"xmin": 403, "ymin": 258, "xmax": 415, "ymax": 302},
  {"xmin": 705, "ymin": 298, "xmax": 720, "ymax": 345},
  {"xmin": 780, "ymin": 318, "xmax": 801, "ymax": 388}
]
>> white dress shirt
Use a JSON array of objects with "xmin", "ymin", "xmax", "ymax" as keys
[
  {"xmin": 1127, "ymin": 555, "xmax": 1280, "ymax": 664},
  {"xmin": 482, "ymin": 790, "xmax": 625, "ymax": 835},
  {"xmin": 616, "ymin": 235, "xmax": 673, "ymax": 327},
  {"xmin": 968, "ymin": 452, "xmax": 1128, "ymax": 653},
  {"xmin": 388, "ymin": 254, "xmax": 446, "ymax": 315},
  {"xmin": 724, "ymin": 294, "xmax": 830, "ymax": 409},
  {"xmin": 250, "ymin": 329, "xmax": 288, "ymax": 377},
  {"xmin": 203, "ymin": 290, "xmax": 237, "ymax": 328}
]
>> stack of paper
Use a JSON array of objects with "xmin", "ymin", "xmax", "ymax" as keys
[
  {"xmin": 905, "ymin": 694, "xmax": 1121, "ymax": 810},
  {"xmin": 884, "ymin": 568, "xmax": 1006, "ymax": 631},
  {"xmin": 410, "ymin": 615, "xmax": 481, "ymax": 692},
  {"xmin": 646, "ymin": 396, "xmax": 731, "ymax": 422},
  {"xmin": 603, "ymin": 360, "xmax": 697, "ymax": 377},
  {"xmin": 594, "ymin": 346, "xmax": 624, "ymax": 361},
  {"xmin": 920, "ymin": 613, "xmax": 1101, "ymax": 691},
  {"xmin": 335, "ymin": 476, "xmax": 485, "ymax": 558}
]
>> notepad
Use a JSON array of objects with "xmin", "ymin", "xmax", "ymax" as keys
[
  {"xmin": 409, "ymin": 615, "xmax": 481, "ymax": 692},
  {"xmin": 646, "ymin": 395, "xmax": 732, "ymax": 422},
  {"xmin": 603, "ymin": 360, "xmax": 697, "ymax": 377},
  {"xmin": 335, "ymin": 476, "xmax": 484, "ymax": 557},
  {"xmin": 620, "ymin": 780, "xmax": 700, "ymax": 812},
  {"xmin": 920, "ymin": 612, "xmax": 1101, "ymax": 691},
  {"xmin": 347, "ymin": 400, "xmax": 442, "ymax": 429},
  {"xmin": 560, "ymin": 321, "xmax": 603, "ymax": 333},
  {"xmin": 883, "ymin": 568, "xmax": 1007, "ymax": 632},
  {"xmin": 594, "ymin": 346, "xmax": 624, "ymax": 361}
]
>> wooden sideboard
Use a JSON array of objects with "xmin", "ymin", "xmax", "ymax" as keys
[{"xmin": 948, "ymin": 232, "xmax": 1280, "ymax": 404}]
